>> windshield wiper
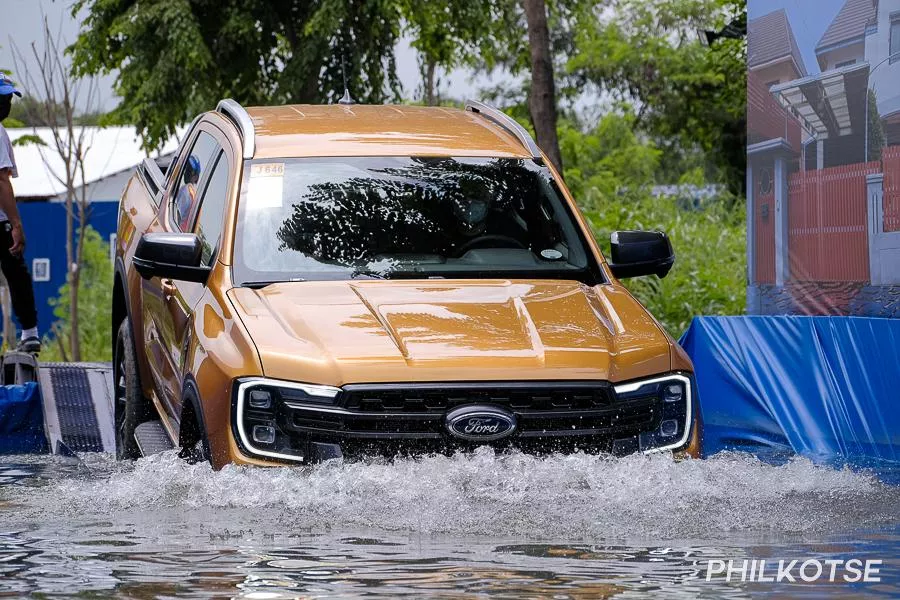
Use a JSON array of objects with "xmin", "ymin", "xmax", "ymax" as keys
[{"xmin": 241, "ymin": 278, "xmax": 307, "ymax": 288}]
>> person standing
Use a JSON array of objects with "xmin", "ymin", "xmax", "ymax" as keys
[{"xmin": 0, "ymin": 75, "xmax": 40, "ymax": 354}]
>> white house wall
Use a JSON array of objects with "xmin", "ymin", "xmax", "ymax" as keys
[
  {"xmin": 752, "ymin": 59, "xmax": 804, "ymax": 87},
  {"xmin": 818, "ymin": 42, "xmax": 866, "ymax": 71},
  {"xmin": 866, "ymin": 0, "xmax": 900, "ymax": 118}
]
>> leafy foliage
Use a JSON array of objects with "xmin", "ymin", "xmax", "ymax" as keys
[
  {"xmin": 568, "ymin": 0, "xmax": 746, "ymax": 193},
  {"xmin": 41, "ymin": 226, "xmax": 114, "ymax": 362},
  {"xmin": 559, "ymin": 109, "xmax": 662, "ymax": 206},
  {"xmin": 585, "ymin": 193, "xmax": 746, "ymax": 337},
  {"xmin": 402, "ymin": 0, "xmax": 517, "ymax": 102},
  {"xmin": 868, "ymin": 90, "xmax": 886, "ymax": 162},
  {"xmin": 559, "ymin": 105, "xmax": 746, "ymax": 336},
  {"xmin": 69, "ymin": 0, "xmax": 406, "ymax": 150}
]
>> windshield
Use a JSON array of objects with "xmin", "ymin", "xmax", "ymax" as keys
[{"xmin": 233, "ymin": 156, "xmax": 601, "ymax": 285}]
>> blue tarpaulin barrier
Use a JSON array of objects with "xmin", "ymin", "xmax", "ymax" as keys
[
  {"xmin": 0, "ymin": 382, "xmax": 48, "ymax": 455},
  {"xmin": 680, "ymin": 316, "xmax": 900, "ymax": 464}
]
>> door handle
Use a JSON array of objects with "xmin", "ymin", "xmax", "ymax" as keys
[{"xmin": 161, "ymin": 279, "xmax": 177, "ymax": 301}]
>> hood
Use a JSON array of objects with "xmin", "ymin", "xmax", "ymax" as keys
[{"xmin": 227, "ymin": 280, "xmax": 672, "ymax": 385}]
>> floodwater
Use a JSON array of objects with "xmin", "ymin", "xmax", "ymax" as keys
[{"xmin": 1, "ymin": 449, "xmax": 898, "ymax": 598}]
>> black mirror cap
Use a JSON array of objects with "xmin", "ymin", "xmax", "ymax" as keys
[
  {"xmin": 133, "ymin": 232, "xmax": 211, "ymax": 283},
  {"xmin": 608, "ymin": 230, "xmax": 675, "ymax": 279}
]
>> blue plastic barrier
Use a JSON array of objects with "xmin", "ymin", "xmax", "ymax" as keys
[
  {"xmin": 680, "ymin": 316, "xmax": 900, "ymax": 464},
  {"xmin": 0, "ymin": 382, "xmax": 48, "ymax": 454}
]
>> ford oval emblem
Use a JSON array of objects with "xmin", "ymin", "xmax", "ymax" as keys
[{"xmin": 445, "ymin": 405, "xmax": 517, "ymax": 442}]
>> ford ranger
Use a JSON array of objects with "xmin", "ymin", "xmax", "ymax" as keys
[{"xmin": 112, "ymin": 99, "xmax": 700, "ymax": 467}]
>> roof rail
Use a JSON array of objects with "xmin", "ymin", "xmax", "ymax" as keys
[
  {"xmin": 216, "ymin": 99, "xmax": 255, "ymax": 159},
  {"xmin": 465, "ymin": 99, "xmax": 543, "ymax": 164}
]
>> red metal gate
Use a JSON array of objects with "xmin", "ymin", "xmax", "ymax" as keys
[
  {"xmin": 787, "ymin": 162, "xmax": 879, "ymax": 282},
  {"xmin": 884, "ymin": 146, "xmax": 900, "ymax": 233}
]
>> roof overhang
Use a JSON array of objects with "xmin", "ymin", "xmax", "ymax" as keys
[
  {"xmin": 749, "ymin": 55, "xmax": 805, "ymax": 79},
  {"xmin": 815, "ymin": 35, "xmax": 866, "ymax": 57},
  {"xmin": 748, "ymin": 137, "xmax": 795, "ymax": 158},
  {"xmin": 884, "ymin": 109, "xmax": 900, "ymax": 124},
  {"xmin": 770, "ymin": 62, "xmax": 870, "ymax": 140}
]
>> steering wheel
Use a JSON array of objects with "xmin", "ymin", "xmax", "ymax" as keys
[{"xmin": 455, "ymin": 234, "xmax": 528, "ymax": 256}]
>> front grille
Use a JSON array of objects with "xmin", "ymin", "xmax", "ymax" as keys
[
  {"xmin": 342, "ymin": 382, "xmax": 612, "ymax": 413},
  {"xmin": 281, "ymin": 382, "xmax": 660, "ymax": 445}
]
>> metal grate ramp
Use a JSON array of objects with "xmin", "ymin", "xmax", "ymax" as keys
[{"xmin": 39, "ymin": 362, "xmax": 115, "ymax": 454}]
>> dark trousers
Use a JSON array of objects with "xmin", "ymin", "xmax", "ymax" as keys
[{"xmin": 0, "ymin": 221, "xmax": 37, "ymax": 330}]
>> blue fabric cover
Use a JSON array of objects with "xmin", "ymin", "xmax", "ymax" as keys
[
  {"xmin": 0, "ymin": 382, "xmax": 48, "ymax": 454},
  {"xmin": 680, "ymin": 316, "xmax": 900, "ymax": 463}
]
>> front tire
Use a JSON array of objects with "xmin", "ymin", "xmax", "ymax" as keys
[{"xmin": 114, "ymin": 317, "xmax": 151, "ymax": 459}]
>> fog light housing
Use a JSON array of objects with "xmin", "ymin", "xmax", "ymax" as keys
[
  {"xmin": 249, "ymin": 390, "xmax": 273, "ymax": 409},
  {"xmin": 252, "ymin": 425, "xmax": 276, "ymax": 445},
  {"xmin": 660, "ymin": 419, "xmax": 679, "ymax": 437}
]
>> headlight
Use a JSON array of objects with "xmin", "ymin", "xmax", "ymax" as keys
[
  {"xmin": 234, "ymin": 378, "xmax": 341, "ymax": 462},
  {"xmin": 614, "ymin": 373, "xmax": 693, "ymax": 453}
]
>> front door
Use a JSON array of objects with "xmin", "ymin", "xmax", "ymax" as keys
[{"xmin": 142, "ymin": 127, "xmax": 221, "ymax": 426}]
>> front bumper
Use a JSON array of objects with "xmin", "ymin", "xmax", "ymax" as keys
[{"xmin": 231, "ymin": 375, "xmax": 695, "ymax": 463}]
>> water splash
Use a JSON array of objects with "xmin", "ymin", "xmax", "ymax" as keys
[{"xmin": 14, "ymin": 449, "xmax": 897, "ymax": 540}]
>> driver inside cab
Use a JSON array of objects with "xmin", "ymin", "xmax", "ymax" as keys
[{"xmin": 175, "ymin": 155, "xmax": 201, "ymax": 230}]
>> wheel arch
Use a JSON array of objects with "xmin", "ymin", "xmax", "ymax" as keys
[
  {"xmin": 112, "ymin": 257, "xmax": 130, "ymax": 351},
  {"xmin": 179, "ymin": 375, "xmax": 210, "ymax": 453}
]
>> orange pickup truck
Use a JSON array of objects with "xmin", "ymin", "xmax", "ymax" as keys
[{"xmin": 112, "ymin": 99, "xmax": 699, "ymax": 468}]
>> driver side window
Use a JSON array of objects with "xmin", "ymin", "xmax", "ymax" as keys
[
  {"xmin": 194, "ymin": 152, "xmax": 230, "ymax": 266},
  {"xmin": 172, "ymin": 131, "xmax": 219, "ymax": 231}
]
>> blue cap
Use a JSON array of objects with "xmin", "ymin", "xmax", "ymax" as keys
[{"xmin": 0, "ymin": 75, "xmax": 22, "ymax": 97}]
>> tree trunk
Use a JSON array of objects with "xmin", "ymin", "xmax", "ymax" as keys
[
  {"xmin": 66, "ymin": 186, "xmax": 81, "ymax": 362},
  {"xmin": 522, "ymin": 0, "xmax": 563, "ymax": 174},
  {"xmin": 424, "ymin": 59, "xmax": 437, "ymax": 106}
]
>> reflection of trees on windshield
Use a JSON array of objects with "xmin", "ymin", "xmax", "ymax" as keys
[{"xmin": 274, "ymin": 158, "xmax": 552, "ymax": 267}]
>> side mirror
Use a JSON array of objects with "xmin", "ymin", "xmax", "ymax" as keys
[
  {"xmin": 608, "ymin": 230, "xmax": 675, "ymax": 279},
  {"xmin": 133, "ymin": 233, "xmax": 211, "ymax": 283}
]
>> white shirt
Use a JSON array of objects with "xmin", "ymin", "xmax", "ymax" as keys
[{"xmin": 0, "ymin": 124, "xmax": 16, "ymax": 221}]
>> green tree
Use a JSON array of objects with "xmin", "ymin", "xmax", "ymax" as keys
[
  {"xmin": 569, "ymin": 0, "xmax": 746, "ymax": 193},
  {"xmin": 401, "ymin": 0, "xmax": 508, "ymax": 105},
  {"xmin": 42, "ymin": 226, "xmax": 114, "ymax": 362},
  {"xmin": 69, "ymin": 0, "xmax": 407, "ymax": 151},
  {"xmin": 559, "ymin": 107, "xmax": 662, "ymax": 206},
  {"xmin": 867, "ymin": 90, "xmax": 886, "ymax": 162}
]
